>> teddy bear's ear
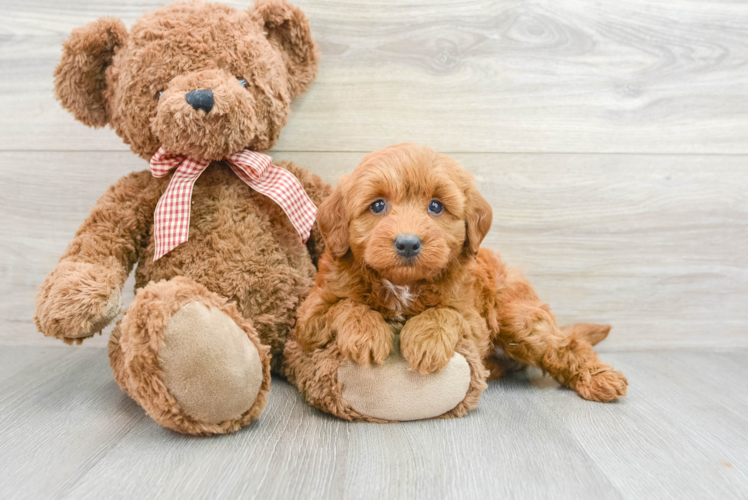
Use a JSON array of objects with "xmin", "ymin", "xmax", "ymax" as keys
[
  {"xmin": 54, "ymin": 17, "xmax": 127, "ymax": 128},
  {"xmin": 251, "ymin": 0, "xmax": 320, "ymax": 98}
]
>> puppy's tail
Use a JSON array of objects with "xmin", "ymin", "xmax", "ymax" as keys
[{"xmin": 559, "ymin": 323, "xmax": 611, "ymax": 346}]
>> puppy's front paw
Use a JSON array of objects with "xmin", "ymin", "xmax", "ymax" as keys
[
  {"xmin": 400, "ymin": 312, "xmax": 463, "ymax": 374},
  {"xmin": 336, "ymin": 308, "xmax": 393, "ymax": 366},
  {"xmin": 400, "ymin": 332, "xmax": 453, "ymax": 374},
  {"xmin": 573, "ymin": 365, "xmax": 628, "ymax": 402}
]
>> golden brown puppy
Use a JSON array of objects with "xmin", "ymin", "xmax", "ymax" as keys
[{"xmin": 296, "ymin": 143, "xmax": 627, "ymax": 402}]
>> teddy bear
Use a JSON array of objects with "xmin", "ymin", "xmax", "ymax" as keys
[{"xmin": 35, "ymin": 0, "xmax": 333, "ymax": 435}]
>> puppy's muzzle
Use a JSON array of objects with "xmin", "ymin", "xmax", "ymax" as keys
[{"xmin": 394, "ymin": 233, "xmax": 422, "ymax": 259}]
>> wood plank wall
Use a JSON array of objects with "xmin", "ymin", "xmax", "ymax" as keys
[{"xmin": 1, "ymin": 0, "xmax": 746, "ymax": 349}]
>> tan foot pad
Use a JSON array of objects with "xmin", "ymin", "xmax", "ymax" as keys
[
  {"xmin": 338, "ymin": 337, "xmax": 471, "ymax": 421},
  {"xmin": 160, "ymin": 302, "xmax": 263, "ymax": 424}
]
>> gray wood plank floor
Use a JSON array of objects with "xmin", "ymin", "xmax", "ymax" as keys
[{"xmin": 0, "ymin": 346, "xmax": 745, "ymax": 500}]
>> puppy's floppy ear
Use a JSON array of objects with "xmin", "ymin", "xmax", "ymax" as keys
[
  {"xmin": 317, "ymin": 180, "xmax": 350, "ymax": 259},
  {"xmin": 251, "ymin": 0, "xmax": 320, "ymax": 98},
  {"xmin": 464, "ymin": 183, "xmax": 493, "ymax": 256},
  {"xmin": 54, "ymin": 17, "xmax": 127, "ymax": 128}
]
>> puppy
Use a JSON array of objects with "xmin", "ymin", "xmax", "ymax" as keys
[{"xmin": 296, "ymin": 143, "xmax": 627, "ymax": 402}]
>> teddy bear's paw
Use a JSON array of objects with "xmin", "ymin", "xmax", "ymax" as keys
[
  {"xmin": 34, "ymin": 261, "xmax": 122, "ymax": 342},
  {"xmin": 157, "ymin": 302, "xmax": 264, "ymax": 425},
  {"xmin": 337, "ymin": 336, "xmax": 471, "ymax": 421},
  {"xmin": 572, "ymin": 365, "xmax": 628, "ymax": 403}
]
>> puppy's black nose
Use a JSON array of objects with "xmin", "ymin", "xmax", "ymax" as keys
[
  {"xmin": 394, "ymin": 234, "xmax": 422, "ymax": 259},
  {"xmin": 185, "ymin": 89, "xmax": 214, "ymax": 113}
]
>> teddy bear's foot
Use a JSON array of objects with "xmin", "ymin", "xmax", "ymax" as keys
[
  {"xmin": 284, "ymin": 336, "xmax": 488, "ymax": 422},
  {"xmin": 338, "ymin": 336, "xmax": 470, "ymax": 421},
  {"xmin": 109, "ymin": 277, "xmax": 271, "ymax": 435}
]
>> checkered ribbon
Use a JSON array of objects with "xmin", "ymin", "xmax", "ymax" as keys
[{"xmin": 150, "ymin": 147, "xmax": 317, "ymax": 260}]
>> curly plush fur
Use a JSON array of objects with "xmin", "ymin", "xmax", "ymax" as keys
[
  {"xmin": 36, "ymin": 0, "xmax": 330, "ymax": 435},
  {"xmin": 291, "ymin": 144, "xmax": 627, "ymax": 419}
]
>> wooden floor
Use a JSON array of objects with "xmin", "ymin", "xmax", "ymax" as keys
[
  {"xmin": 0, "ymin": 345, "xmax": 746, "ymax": 500},
  {"xmin": 1, "ymin": 0, "xmax": 747, "ymax": 498}
]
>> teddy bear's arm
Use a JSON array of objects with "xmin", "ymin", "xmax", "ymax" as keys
[
  {"xmin": 274, "ymin": 160, "xmax": 332, "ymax": 268},
  {"xmin": 34, "ymin": 170, "xmax": 162, "ymax": 344}
]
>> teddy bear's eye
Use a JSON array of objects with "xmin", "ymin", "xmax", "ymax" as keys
[
  {"xmin": 158, "ymin": 91, "xmax": 163, "ymax": 100},
  {"xmin": 238, "ymin": 79, "xmax": 247, "ymax": 88}
]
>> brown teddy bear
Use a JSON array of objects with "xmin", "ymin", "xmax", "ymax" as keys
[{"xmin": 35, "ymin": 0, "xmax": 331, "ymax": 435}]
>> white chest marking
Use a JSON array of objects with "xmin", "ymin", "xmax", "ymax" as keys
[{"xmin": 382, "ymin": 279, "xmax": 416, "ymax": 311}]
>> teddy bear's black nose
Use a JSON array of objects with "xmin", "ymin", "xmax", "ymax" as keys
[{"xmin": 185, "ymin": 89, "xmax": 214, "ymax": 113}]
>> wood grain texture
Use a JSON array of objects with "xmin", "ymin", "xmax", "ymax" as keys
[
  {"xmin": 0, "ymin": 348, "xmax": 147, "ymax": 500},
  {"xmin": 2, "ymin": 151, "xmax": 745, "ymax": 349},
  {"xmin": 2, "ymin": 0, "xmax": 748, "ymax": 153},
  {"xmin": 0, "ymin": 346, "xmax": 746, "ymax": 499}
]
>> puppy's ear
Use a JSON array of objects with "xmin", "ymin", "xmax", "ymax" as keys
[
  {"xmin": 464, "ymin": 183, "xmax": 493, "ymax": 256},
  {"xmin": 54, "ymin": 17, "xmax": 127, "ymax": 128},
  {"xmin": 251, "ymin": 0, "xmax": 320, "ymax": 98},
  {"xmin": 317, "ymin": 181, "xmax": 350, "ymax": 259}
]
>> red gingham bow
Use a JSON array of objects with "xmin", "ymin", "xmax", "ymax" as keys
[{"xmin": 150, "ymin": 147, "xmax": 317, "ymax": 261}]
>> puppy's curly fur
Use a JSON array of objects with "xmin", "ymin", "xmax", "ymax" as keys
[{"xmin": 296, "ymin": 143, "xmax": 627, "ymax": 403}]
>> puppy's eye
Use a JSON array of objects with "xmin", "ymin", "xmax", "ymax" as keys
[
  {"xmin": 428, "ymin": 200, "xmax": 443, "ymax": 215},
  {"xmin": 158, "ymin": 91, "xmax": 163, "ymax": 100},
  {"xmin": 370, "ymin": 199, "xmax": 386, "ymax": 214},
  {"xmin": 238, "ymin": 78, "xmax": 247, "ymax": 88}
]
